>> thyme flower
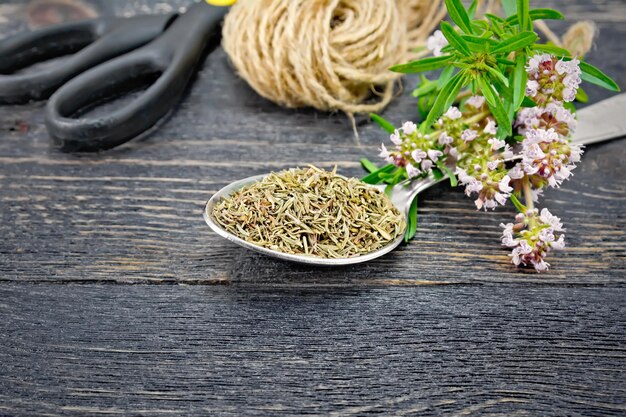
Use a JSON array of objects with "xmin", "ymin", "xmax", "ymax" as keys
[
  {"xmin": 526, "ymin": 54, "xmax": 581, "ymax": 104},
  {"xmin": 500, "ymin": 208, "xmax": 566, "ymax": 272},
  {"xmin": 515, "ymin": 128, "xmax": 583, "ymax": 188}
]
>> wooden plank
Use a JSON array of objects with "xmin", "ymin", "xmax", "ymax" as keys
[
  {"xmin": 0, "ymin": 283, "xmax": 625, "ymax": 416},
  {"xmin": 0, "ymin": 2, "xmax": 624, "ymax": 284}
]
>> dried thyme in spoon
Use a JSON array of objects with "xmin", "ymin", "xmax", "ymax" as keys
[{"xmin": 212, "ymin": 166, "xmax": 405, "ymax": 258}]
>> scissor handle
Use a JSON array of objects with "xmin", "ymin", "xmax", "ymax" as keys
[
  {"xmin": 46, "ymin": 2, "xmax": 227, "ymax": 152},
  {"xmin": 0, "ymin": 14, "xmax": 173, "ymax": 104}
]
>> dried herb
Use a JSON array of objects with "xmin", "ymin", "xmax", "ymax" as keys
[{"xmin": 212, "ymin": 166, "xmax": 405, "ymax": 258}]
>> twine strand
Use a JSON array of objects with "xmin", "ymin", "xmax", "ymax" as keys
[{"xmin": 222, "ymin": 0, "xmax": 444, "ymax": 116}]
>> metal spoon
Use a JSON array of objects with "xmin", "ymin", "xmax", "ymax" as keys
[{"xmin": 204, "ymin": 93, "xmax": 626, "ymax": 265}]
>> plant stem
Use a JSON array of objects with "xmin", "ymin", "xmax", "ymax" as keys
[
  {"xmin": 523, "ymin": 178, "xmax": 536, "ymax": 227},
  {"xmin": 464, "ymin": 110, "xmax": 490, "ymax": 125},
  {"xmin": 523, "ymin": 179, "xmax": 534, "ymax": 212}
]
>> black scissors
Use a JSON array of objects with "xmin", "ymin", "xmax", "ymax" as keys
[{"xmin": 0, "ymin": 1, "xmax": 228, "ymax": 152}]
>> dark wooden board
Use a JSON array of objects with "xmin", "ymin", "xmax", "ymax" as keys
[
  {"xmin": 0, "ymin": 0, "xmax": 625, "ymax": 415},
  {"xmin": 1, "ymin": 283, "xmax": 625, "ymax": 416},
  {"xmin": 0, "ymin": 23, "xmax": 624, "ymax": 284}
]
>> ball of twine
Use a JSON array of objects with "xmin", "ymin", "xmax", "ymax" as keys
[{"xmin": 222, "ymin": 0, "xmax": 445, "ymax": 115}]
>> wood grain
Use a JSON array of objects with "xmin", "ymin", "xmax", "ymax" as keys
[
  {"xmin": 0, "ymin": 0, "xmax": 625, "ymax": 415},
  {"xmin": 1, "ymin": 283, "xmax": 625, "ymax": 416}
]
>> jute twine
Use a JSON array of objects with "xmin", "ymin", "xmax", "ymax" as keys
[
  {"xmin": 222, "ymin": 0, "xmax": 595, "ymax": 121},
  {"xmin": 222, "ymin": 0, "xmax": 445, "ymax": 116}
]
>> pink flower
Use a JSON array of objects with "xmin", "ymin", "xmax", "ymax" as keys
[
  {"xmin": 508, "ymin": 164, "xmax": 525, "ymax": 179},
  {"xmin": 406, "ymin": 163, "xmax": 421, "ymax": 178},
  {"xmin": 487, "ymin": 160, "xmax": 501, "ymax": 171},
  {"xmin": 525, "ymin": 54, "xmax": 581, "ymax": 104},
  {"xmin": 465, "ymin": 179, "xmax": 483, "ymax": 194},
  {"xmin": 411, "ymin": 149, "xmax": 427, "ymax": 163},
  {"xmin": 466, "ymin": 95, "xmax": 486, "ymax": 109},
  {"xmin": 500, "ymin": 223, "xmax": 518, "ymax": 246},
  {"xmin": 520, "ymin": 128, "xmax": 582, "ymax": 188},
  {"xmin": 379, "ymin": 143, "xmax": 393, "ymax": 163},
  {"xmin": 526, "ymin": 79, "xmax": 539, "ymax": 97},
  {"xmin": 438, "ymin": 132, "xmax": 453, "ymax": 145},
  {"xmin": 427, "ymin": 149, "xmax": 443, "ymax": 162},
  {"xmin": 499, "ymin": 176, "xmax": 513, "ymax": 193},
  {"xmin": 402, "ymin": 121, "xmax": 417, "ymax": 135},
  {"xmin": 444, "ymin": 106, "xmax": 462, "ymax": 120},
  {"xmin": 456, "ymin": 167, "xmax": 511, "ymax": 211},
  {"xmin": 390, "ymin": 130, "xmax": 402, "ymax": 145},
  {"xmin": 539, "ymin": 208, "xmax": 564, "ymax": 231},
  {"xmin": 501, "ymin": 208, "xmax": 566, "ymax": 272},
  {"xmin": 484, "ymin": 120, "xmax": 497, "ymax": 135},
  {"xmin": 461, "ymin": 129, "xmax": 477, "ymax": 142},
  {"xmin": 501, "ymin": 144, "xmax": 515, "ymax": 160},
  {"xmin": 426, "ymin": 30, "xmax": 448, "ymax": 57},
  {"xmin": 552, "ymin": 235, "xmax": 565, "ymax": 249}
]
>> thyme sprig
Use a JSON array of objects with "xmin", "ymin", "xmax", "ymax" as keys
[{"xmin": 363, "ymin": 0, "xmax": 619, "ymax": 271}]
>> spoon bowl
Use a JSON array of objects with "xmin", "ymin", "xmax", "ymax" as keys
[{"xmin": 203, "ymin": 174, "xmax": 407, "ymax": 266}]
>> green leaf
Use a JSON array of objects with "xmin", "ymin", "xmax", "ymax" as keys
[
  {"xmin": 485, "ymin": 13, "xmax": 506, "ymax": 24},
  {"xmin": 510, "ymin": 193, "xmax": 527, "ymax": 213},
  {"xmin": 412, "ymin": 79, "xmax": 437, "ymax": 97},
  {"xmin": 440, "ymin": 21, "xmax": 472, "ymax": 57},
  {"xmin": 578, "ymin": 61, "xmax": 621, "ymax": 92},
  {"xmin": 478, "ymin": 76, "xmax": 512, "ymax": 136},
  {"xmin": 512, "ymin": 53, "xmax": 527, "ymax": 110},
  {"xmin": 418, "ymin": 93, "xmax": 437, "ymax": 118},
  {"xmin": 484, "ymin": 65, "xmax": 510, "ymax": 87},
  {"xmin": 471, "ymin": 20, "xmax": 489, "ymax": 33},
  {"xmin": 506, "ymin": 8, "xmax": 564, "ymax": 25},
  {"xmin": 575, "ymin": 86, "xmax": 589, "ymax": 103},
  {"xmin": 490, "ymin": 31, "xmax": 538, "ymax": 54},
  {"xmin": 501, "ymin": 0, "xmax": 517, "ymax": 17},
  {"xmin": 431, "ymin": 167, "xmax": 444, "ymax": 180},
  {"xmin": 440, "ymin": 44, "xmax": 455, "ymax": 54},
  {"xmin": 437, "ymin": 66, "xmax": 456, "ymax": 88},
  {"xmin": 532, "ymin": 43, "xmax": 571, "ymax": 58},
  {"xmin": 521, "ymin": 96, "xmax": 537, "ymax": 107},
  {"xmin": 404, "ymin": 196, "xmax": 418, "ymax": 242},
  {"xmin": 467, "ymin": 0, "xmax": 478, "ymax": 19},
  {"xmin": 491, "ymin": 74, "xmax": 513, "ymax": 102},
  {"xmin": 517, "ymin": 0, "xmax": 530, "ymax": 31},
  {"xmin": 369, "ymin": 113, "xmax": 395, "ymax": 134},
  {"xmin": 563, "ymin": 101, "xmax": 576, "ymax": 113},
  {"xmin": 379, "ymin": 167, "xmax": 407, "ymax": 185},
  {"xmin": 461, "ymin": 35, "xmax": 500, "ymax": 52},
  {"xmin": 361, "ymin": 164, "xmax": 395, "ymax": 184},
  {"xmin": 485, "ymin": 14, "xmax": 505, "ymax": 38},
  {"xmin": 360, "ymin": 158, "xmax": 379, "ymax": 174},
  {"xmin": 437, "ymin": 161, "xmax": 458, "ymax": 187},
  {"xmin": 496, "ymin": 58, "xmax": 516, "ymax": 66},
  {"xmin": 423, "ymin": 71, "xmax": 467, "ymax": 129},
  {"xmin": 389, "ymin": 55, "xmax": 452, "ymax": 73},
  {"xmin": 444, "ymin": 0, "xmax": 473, "ymax": 34}
]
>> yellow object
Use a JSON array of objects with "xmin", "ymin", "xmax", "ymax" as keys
[{"xmin": 205, "ymin": 0, "xmax": 237, "ymax": 5}]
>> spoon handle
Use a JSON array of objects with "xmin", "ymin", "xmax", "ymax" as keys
[
  {"xmin": 572, "ymin": 93, "xmax": 626, "ymax": 145},
  {"xmin": 397, "ymin": 93, "xmax": 626, "ymax": 210}
]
